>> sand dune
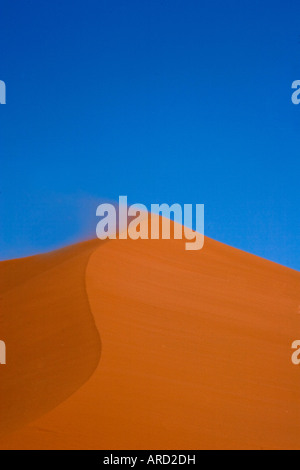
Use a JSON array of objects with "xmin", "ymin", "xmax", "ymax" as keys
[
  {"xmin": 0, "ymin": 227, "xmax": 299, "ymax": 449},
  {"xmin": 0, "ymin": 240, "xmax": 101, "ymax": 437}
]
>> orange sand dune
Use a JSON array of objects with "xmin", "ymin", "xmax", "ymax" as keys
[
  {"xmin": 0, "ymin": 229, "xmax": 299, "ymax": 449},
  {"xmin": 0, "ymin": 240, "xmax": 101, "ymax": 437}
]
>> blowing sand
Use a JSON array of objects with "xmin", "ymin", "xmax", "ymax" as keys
[{"xmin": 0, "ymin": 228, "xmax": 299, "ymax": 449}]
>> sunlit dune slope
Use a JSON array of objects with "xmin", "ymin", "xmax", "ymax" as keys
[{"xmin": 0, "ymin": 227, "xmax": 299, "ymax": 449}]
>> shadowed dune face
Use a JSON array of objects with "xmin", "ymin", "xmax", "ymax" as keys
[
  {"xmin": 0, "ymin": 240, "xmax": 102, "ymax": 437},
  {"xmin": 0, "ymin": 229, "xmax": 299, "ymax": 449}
]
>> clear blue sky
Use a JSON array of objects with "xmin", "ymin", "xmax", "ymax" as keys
[{"xmin": 0, "ymin": 0, "xmax": 299, "ymax": 270}]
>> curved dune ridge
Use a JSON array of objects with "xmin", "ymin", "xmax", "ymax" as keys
[
  {"xmin": 0, "ymin": 221, "xmax": 299, "ymax": 449},
  {"xmin": 0, "ymin": 240, "xmax": 102, "ymax": 437}
]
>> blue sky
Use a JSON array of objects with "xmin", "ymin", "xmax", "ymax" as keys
[{"xmin": 0, "ymin": 0, "xmax": 299, "ymax": 270}]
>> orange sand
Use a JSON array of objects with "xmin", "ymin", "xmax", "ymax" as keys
[{"xmin": 0, "ymin": 229, "xmax": 299, "ymax": 449}]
